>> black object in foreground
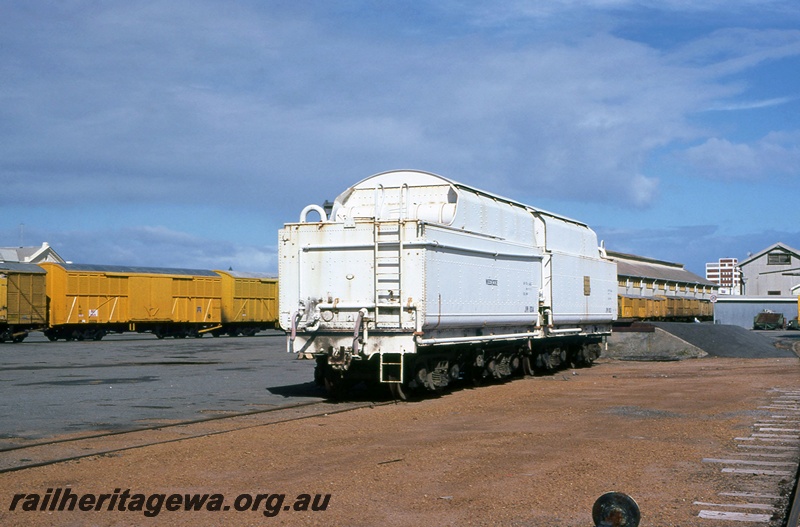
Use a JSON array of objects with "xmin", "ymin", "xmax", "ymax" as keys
[{"xmin": 592, "ymin": 492, "xmax": 641, "ymax": 527}]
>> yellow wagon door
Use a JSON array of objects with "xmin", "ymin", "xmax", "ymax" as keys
[{"xmin": 129, "ymin": 276, "xmax": 172, "ymax": 321}]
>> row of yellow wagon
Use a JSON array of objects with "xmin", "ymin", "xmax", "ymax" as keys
[
  {"xmin": 0, "ymin": 262, "xmax": 277, "ymax": 342},
  {"xmin": 618, "ymin": 294, "xmax": 714, "ymax": 322}
]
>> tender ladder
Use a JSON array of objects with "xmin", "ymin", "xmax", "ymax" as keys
[{"xmin": 373, "ymin": 220, "xmax": 403, "ymax": 328}]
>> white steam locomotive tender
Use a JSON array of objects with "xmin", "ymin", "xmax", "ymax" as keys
[{"xmin": 279, "ymin": 170, "xmax": 617, "ymax": 399}]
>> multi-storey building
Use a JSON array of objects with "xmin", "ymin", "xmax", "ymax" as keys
[{"xmin": 705, "ymin": 257, "xmax": 742, "ymax": 295}]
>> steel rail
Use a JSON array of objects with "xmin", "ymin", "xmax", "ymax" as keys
[
  {"xmin": 786, "ymin": 460, "xmax": 800, "ymax": 527},
  {"xmin": 0, "ymin": 399, "xmax": 395, "ymax": 474}
]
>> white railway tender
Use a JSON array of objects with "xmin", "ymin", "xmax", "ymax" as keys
[{"xmin": 279, "ymin": 170, "xmax": 617, "ymax": 398}]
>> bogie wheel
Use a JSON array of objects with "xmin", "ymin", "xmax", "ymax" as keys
[
  {"xmin": 522, "ymin": 355, "xmax": 534, "ymax": 376},
  {"xmin": 470, "ymin": 366, "xmax": 488, "ymax": 387},
  {"xmin": 323, "ymin": 374, "xmax": 348, "ymax": 400},
  {"xmin": 388, "ymin": 378, "xmax": 410, "ymax": 401}
]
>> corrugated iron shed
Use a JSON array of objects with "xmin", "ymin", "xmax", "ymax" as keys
[{"xmin": 608, "ymin": 250, "xmax": 716, "ymax": 287}]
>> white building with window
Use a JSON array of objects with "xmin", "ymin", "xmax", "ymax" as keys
[
  {"xmin": 738, "ymin": 243, "xmax": 800, "ymax": 296},
  {"xmin": 0, "ymin": 242, "xmax": 66, "ymax": 264},
  {"xmin": 705, "ymin": 257, "xmax": 742, "ymax": 295}
]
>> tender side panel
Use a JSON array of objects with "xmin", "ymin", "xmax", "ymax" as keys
[
  {"xmin": 549, "ymin": 252, "xmax": 617, "ymax": 325},
  {"xmin": 422, "ymin": 225, "xmax": 542, "ymax": 330},
  {"xmin": 448, "ymin": 189, "xmax": 537, "ymax": 245},
  {"xmin": 540, "ymin": 214, "xmax": 617, "ymax": 326}
]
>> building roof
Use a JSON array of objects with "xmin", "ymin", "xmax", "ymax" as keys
[
  {"xmin": 0, "ymin": 262, "xmax": 47, "ymax": 274},
  {"xmin": 739, "ymin": 242, "xmax": 800, "ymax": 267},
  {"xmin": 0, "ymin": 242, "xmax": 66, "ymax": 264},
  {"xmin": 214, "ymin": 269, "xmax": 277, "ymax": 279},
  {"xmin": 607, "ymin": 250, "xmax": 717, "ymax": 287}
]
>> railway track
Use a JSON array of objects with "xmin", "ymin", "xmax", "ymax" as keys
[
  {"xmin": 788, "ymin": 462, "xmax": 800, "ymax": 527},
  {"xmin": 0, "ymin": 399, "xmax": 392, "ymax": 474}
]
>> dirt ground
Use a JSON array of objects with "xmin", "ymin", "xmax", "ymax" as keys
[{"xmin": 1, "ymin": 356, "xmax": 799, "ymax": 527}]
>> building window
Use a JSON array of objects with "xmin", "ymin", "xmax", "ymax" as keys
[{"xmin": 767, "ymin": 253, "xmax": 791, "ymax": 265}]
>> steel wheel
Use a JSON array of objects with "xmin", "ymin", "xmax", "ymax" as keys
[
  {"xmin": 522, "ymin": 355, "xmax": 534, "ymax": 376},
  {"xmin": 323, "ymin": 374, "xmax": 347, "ymax": 399},
  {"xmin": 388, "ymin": 378, "xmax": 409, "ymax": 401}
]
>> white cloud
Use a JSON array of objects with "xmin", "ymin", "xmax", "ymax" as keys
[
  {"xmin": 708, "ymin": 96, "xmax": 796, "ymax": 111},
  {"xmin": 673, "ymin": 28, "xmax": 800, "ymax": 76},
  {"xmin": 3, "ymin": 3, "xmax": 795, "ymax": 213},
  {"xmin": 683, "ymin": 132, "xmax": 800, "ymax": 180}
]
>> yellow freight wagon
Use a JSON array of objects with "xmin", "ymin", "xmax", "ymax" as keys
[
  {"xmin": 39, "ymin": 263, "xmax": 222, "ymax": 341},
  {"xmin": 0, "ymin": 263, "xmax": 47, "ymax": 342},
  {"xmin": 700, "ymin": 299, "xmax": 713, "ymax": 319},
  {"xmin": 618, "ymin": 295, "xmax": 635, "ymax": 319},
  {"xmin": 618, "ymin": 295, "xmax": 666, "ymax": 321},
  {"xmin": 646, "ymin": 296, "xmax": 665, "ymax": 319},
  {"xmin": 214, "ymin": 270, "xmax": 278, "ymax": 336},
  {"xmin": 660, "ymin": 296, "xmax": 678, "ymax": 318}
]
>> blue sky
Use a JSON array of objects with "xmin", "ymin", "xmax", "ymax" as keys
[{"xmin": 2, "ymin": 1, "xmax": 799, "ymax": 275}]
